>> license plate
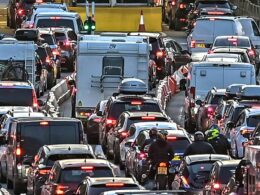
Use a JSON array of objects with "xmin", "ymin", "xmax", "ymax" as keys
[
  {"xmin": 172, "ymin": 156, "xmax": 181, "ymax": 160},
  {"xmin": 196, "ymin": 43, "xmax": 205, "ymax": 48},
  {"xmin": 157, "ymin": 167, "xmax": 167, "ymax": 175}
]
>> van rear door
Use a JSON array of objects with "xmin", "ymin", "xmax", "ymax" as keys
[
  {"xmin": 223, "ymin": 64, "xmax": 256, "ymax": 86},
  {"xmin": 195, "ymin": 65, "xmax": 223, "ymax": 100}
]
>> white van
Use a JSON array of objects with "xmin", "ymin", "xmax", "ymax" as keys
[
  {"xmin": 183, "ymin": 61, "xmax": 256, "ymax": 131},
  {"xmin": 34, "ymin": 12, "xmax": 83, "ymax": 34}
]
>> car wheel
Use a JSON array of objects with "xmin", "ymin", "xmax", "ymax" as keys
[
  {"xmin": 47, "ymin": 71, "xmax": 54, "ymax": 90},
  {"xmin": 125, "ymin": 164, "xmax": 130, "ymax": 177},
  {"xmin": 113, "ymin": 144, "xmax": 120, "ymax": 164},
  {"xmin": 13, "ymin": 178, "xmax": 23, "ymax": 195},
  {"xmin": 6, "ymin": 177, "xmax": 13, "ymax": 189},
  {"xmin": 0, "ymin": 163, "xmax": 5, "ymax": 183}
]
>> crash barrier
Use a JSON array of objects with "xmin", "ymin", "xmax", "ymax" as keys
[
  {"xmin": 156, "ymin": 66, "xmax": 188, "ymax": 110},
  {"xmin": 69, "ymin": 7, "xmax": 162, "ymax": 32},
  {"xmin": 231, "ymin": 0, "xmax": 260, "ymax": 26},
  {"xmin": 44, "ymin": 77, "xmax": 71, "ymax": 117}
]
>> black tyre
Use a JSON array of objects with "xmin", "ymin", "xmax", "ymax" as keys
[
  {"xmin": 47, "ymin": 72, "xmax": 54, "ymax": 89},
  {"xmin": 125, "ymin": 165, "xmax": 130, "ymax": 177},
  {"xmin": 6, "ymin": 177, "xmax": 13, "ymax": 189},
  {"xmin": 156, "ymin": 175, "xmax": 168, "ymax": 190},
  {"xmin": 113, "ymin": 145, "xmax": 120, "ymax": 164},
  {"xmin": 119, "ymin": 159, "xmax": 125, "ymax": 170},
  {"xmin": 0, "ymin": 164, "xmax": 6, "ymax": 183},
  {"xmin": 13, "ymin": 178, "xmax": 24, "ymax": 195}
]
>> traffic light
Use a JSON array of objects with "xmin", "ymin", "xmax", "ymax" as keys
[{"xmin": 84, "ymin": 16, "xmax": 96, "ymax": 34}]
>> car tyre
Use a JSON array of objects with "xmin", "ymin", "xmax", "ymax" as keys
[
  {"xmin": 0, "ymin": 163, "xmax": 5, "ymax": 183},
  {"xmin": 13, "ymin": 178, "xmax": 23, "ymax": 195},
  {"xmin": 6, "ymin": 177, "xmax": 13, "ymax": 189},
  {"xmin": 113, "ymin": 144, "xmax": 120, "ymax": 164},
  {"xmin": 125, "ymin": 165, "xmax": 130, "ymax": 177},
  {"xmin": 47, "ymin": 71, "xmax": 54, "ymax": 89}
]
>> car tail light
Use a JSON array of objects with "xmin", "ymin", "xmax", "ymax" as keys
[
  {"xmin": 17, "ymin": 9, "xmax": 24, "ymax": 16},
  {"xmin": 208, "ymin": 11, "xmax": 224, "ymax": 15},
  {"xmin": 64, "ymin": 41, "xmax": 71, "ymax": 47},
  {"xmin": 141, "ymin": 116, "xmax": 156, "ymax": 120},
  {"xmin": 50, "ymin": 17, "xmax": 61, "ymax": 20},
  {"xmin": 159, "ymin": 162, "xmax": 167, "ymax": 167},
  {"xmin": 156, "ymin": 51, "xmax": 165, "ymax": 58},
  {"xmin": 131, "ymin": 101, "xmax": 142, "ymax": 105},
  {"xmin": 55, "ymin": 185, "xmax": 69, "ymax": 195},
  {"xmin": 171, "ymin": 0, "xmax": 176, "ymax": 6},
  {"xmin": 138, "ymin": 152, "xmax": 147, "ymax": 160},
  {"xmin": 32, "ymin": 90, "xmax": 38, "ymax": 109},
  {"xmin": 16, "ymin": 148, "xmax": 21, "ymax": 156},
  {"xmin": 93, "ymin": 118, "xmax": 102, "ymax": 123},
  {"xmin": 29, "ymin": 23, "xmax": 34, "ymax": 28},
  {"xmin": 209, "ymin": 18, "xmax": 216, "ymax": 21},
  {"xmin": 190, "ymin": 87, "xmax": 196, "ymax": 99},
  {"xmin": 52, "ymin": 49, "xmax": 60, "ymax": 56},
  {"xmin": 208, "ymin": 49, "xmax": 214, "ymax": 54},
  {"xmin": 228, "ymin": 38, "xmax": 237, "ymax": 42},
  {"xmin": 248, "ymin": 49, "xmax": 256, "ymax": 57},
  {"xmin": 106, "ymin": 119, "xmax": 117, "ymax": 126},
  {"xmin": 39, "ymin": 169, "xmax": 50, "ymax": 175},
  {"xmin": 181, "ymin": 176, "xmax": 190, "ymax": 188},
  {"xmin": 106, "ymin": 183, "xmax": 125, "ymax": 187},
  {"xmin": 81, "ymin": 166, "xmax": 94, "ymax": 171},
  {"xmin": 191, "ymin": 40, "xmax": 196, "ymax": 48},
  {"xmin": 213, "ymin": 183, "xmax": 221, "ymax": 189},
  {"xmin": 179, "ymin": 18, "xmax": 186, "ymax": 22},
  {"xmin": 79, "ymin": 112, "xmax": 91, "ymax": 117},
  {"xmin": 167, "ymin": 136, "xmax": 177, "ymax": 140},
  {"xmin": 207, "ymin": 106, "xmax": 215, "ymax": 118},
  {"xmin": 120, "ymin": 131, "xmax": 129, "ymax": 138},
  {"xmin": 179, "ymin": 3, "xmax": 186, "ymax": 9}
]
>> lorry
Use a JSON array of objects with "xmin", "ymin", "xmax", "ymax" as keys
[
  {"xmin": 71, "ymin": 33, "xmax": 150, "ymax": 121},
  {"xmin": 0, "ymin": 39, "xmax": 41, "ymax": 93}
]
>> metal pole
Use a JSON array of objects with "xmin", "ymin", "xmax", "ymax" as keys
[
  {"xmin": 86, "ymin": 0, "xmax": 89, "ymax": 19},
  {"xmin": 92, "ymin": 1, "xmax": 95, "ymax": 17}
]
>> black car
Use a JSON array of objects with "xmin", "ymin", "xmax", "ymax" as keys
[
  {"xmin": 128, "ymin": 32, "xmax": 168, "ymax": 80},
  {"xmin": 26, "ymin": 144, "xmax": 95, "ymax": 195},
  {"xmin": 106, "ymin": 111, "xmax": 171, "ymax": 163},
  {"xmin": 3, "ymin": 117, "xmax": 87, "ymax": 195},
  {"xmin": 86, "ymin": 100, "xmax": 108, "ymax": 144},
  {"xmin": 98, "ymin": 93, "xmax": 162, "ymax": 153},
  {"xmin": 174, "ymin": 154, "xmax": 231, "ymax": 193}
]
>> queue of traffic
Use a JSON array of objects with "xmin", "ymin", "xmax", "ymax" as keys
[{"xmin": 0, "ymin": 0, "xmax": 259, "ymax": 194}]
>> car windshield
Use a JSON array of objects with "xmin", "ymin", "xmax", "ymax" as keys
[
  {"xmin": 59, "ymin": 167, "xmax": 114, "ymax": 183},
  {"xmin": 194, "ymin": 20, "xmax": 235, "ymax": 36},
  {"xmin": 247, "ymin": 115, "xmax": 260, "ymax": 127},
  {"xmin": 0, "ymin": 88, "xmax": 32, "ymax": 106},
  {"xmin": 36, "ymin": 19, "xmax": 75, "ymax": 31},
  {"xmin": 46, "ymin": 154, "xmax": 94, "ymax": 166},
  {"xmin": 40, "ymin": 34, "xmax": 55, "ymax": 45},
  {"xmin": 108, "ymin": 102, "xmax": 161, "ymax": 120},
  {"xmin": 218, "ymin": 166, "xmax": 236, "ymax": 184},
  {"xmin": 88, "ymin": 186, "xmax": 139, "ymax": 195},
  {"xmin": 214, "ymin": 38, "xmax": 250, "ymax": 48},
  {"xmin": 197, "ymin": 2, "xmax": 230, "ymax": 9},
  {"xmin": 20, "ymin": 123, "xmax": 79, "ymax": 156}
]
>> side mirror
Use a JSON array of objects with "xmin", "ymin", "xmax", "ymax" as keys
[
  {"xmin": 227, "ymin": 121, "xmax": 234, "ymax": 129},
  {"xmin": 37, "ymin": 99, "xmax": 45, "ymax": 107},
  {"xmin": 179, "ymin": 79, "xmax": 187, "ymax": 91},
  {"xmin": 96, "ymin": 111, "xmax": 103, "ymax": 117},
  {"xmin": 215, "ymin": 114, "xmax": 222, "ymax": 120},
  {"xmin": 195, "ymin": 99, "xmax": 202, "ymax": 106}
]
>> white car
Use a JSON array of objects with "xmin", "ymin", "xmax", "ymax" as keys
[
  {"xmin": 119, "ymin": 122, "xmax": 178, "ymax": 167},
  {"xmin": 229, "ymin": 108, "xmax": 260, "ymax": 158}
]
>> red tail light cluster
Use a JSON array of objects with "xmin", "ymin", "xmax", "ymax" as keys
[
  {"xmin": 179, "ymin": 3, "xmax": 186, "ymax": 9},
  {"xmin": 17, "ymin": 9, "xmax": 25, "ymax": 16},
  {"xmin": 32, "ymin": 90, "xmax": 38, "ymax": 109},
  {"xmin": 55, "ymin": 185, "xmax": 69, "ymax": 195},
  {"xmin": 248, "ymin": 49, "xmax": 256, "ymax": 57},
  {"xmin": 207, "ymin": 106, "xmax": 215, "ymax": 118},
  {"xmin": 138, "ymin": 152, "xmax": 147, "ymax": 160},
  {"xmin": 106, "ymin": 119, "xmax": 117, "ymax": 126},
  {"xmin": 16, "ymin": 148, "xmax": 22, "ymax": 156},
  {"xmin": 213, "ymin": 183, "xmax": 221, "ymax": 189},
  {"xmin": 191, "ymin": 40, "xmax": 196, "ymax": 48},
  {"xmin": 156, "ymin": 51, "xmax": 165, "ymax": 58}
]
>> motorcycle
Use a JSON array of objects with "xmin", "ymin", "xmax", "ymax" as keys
[{"xmin": 155, "ymin": 162, "xmax": 168, "ymax": 190}]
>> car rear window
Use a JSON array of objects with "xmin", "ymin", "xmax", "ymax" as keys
[
  {"xmin": 195, "ymin": 20, "xmax": 235, "ymax": 36},
  {"xmin": 0, "ymin": 88, "xmax": 32, "ymax": 106},
  {"xmin": 190, "ymin": 162, "xmax": 213, "ymax": 180},
  {"xmin": 167, "ymin": 138, "xmax": 190, "ymax": 153},
  {"xmin": 20, "ymin": 123, "xmax": 80, "ymax": 156},
  {"xmin": 126, "ymin": 117, "xmax": 168, "ymax": 129},
  {"xmin": 88, "ymin": 185, "xmax": 139, "ymax": 195},
  {"xmin": 218, "ymin": 166, "xmax": 236, "ymax": 184},
  {"xmin": 247, "ymin": 115, "xmax": 260, "ymax": 127},
  {"xmin": 214, "ymin": 38, "xmax": 250, "ymax": 48},
  {"xmin": 54, "ymin": 32, "xmax": 67, "ymax": 41},
  {"xmin": 46, "ymin": 154, "xmax": 94, "ymax": 166},
  {"xmin": 40, "ymin": 34, "xmax": 55, "ymax": 45},
  {"xmin": 197, "ymin": 1, "xmax": 230, "ymax": 9},
  {"xmin": 210, "ymin": 95, "xmax": 224, "ymax": 104},
  {"xmin": 59, "ymin": 167, "xmax": 114, "ymax": 183},
  {"xmin": 108, "ymin": 102, "xmax": 161, "ymax": 120},
  {"xmin": 36, "ymin": 19, "xmax": 74, "ymax": 31}
]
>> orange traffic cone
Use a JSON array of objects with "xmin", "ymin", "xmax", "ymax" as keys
[{"xmin": 138, "ymin": 10, "xmax": 146, "ymax": 32}]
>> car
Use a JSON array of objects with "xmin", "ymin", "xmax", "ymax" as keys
[
  {"xmin": 34, "ymin": 12, "xmax": 84, "ymax": 34},
  {"xmin": 75, "ymin": 177, "xmax": 143, "ymax": 195},
  {"xmin": 120, "ymin": 121, "xmax": 178, "ymax": 170},
  {"xmin": 203, "ymin": 160, "xmax": 240, "ymax": 195},
  {"xmin": 4, "ymin": 117, "xmax": 87, "ymax": 194},
  {"xmin": 106, "ymin": 111, "xmax": 171, "ymax": 163},
  {"xmin": 165, "ymin": 0, "xmax": 194, "ymax": 30},
  {"xmin": 209, "ymin": 36, "xmax": 260, "ymax": 73},
  {"xmin": 36, "ymin": 43, "xmax": 58, "ymax": 89},
  {"xmin": 21, "ymin": 7, "xmax": 66, "ymax": 28},
  {"xmin": 187, "ymin": 16, "xmax": 244, "ymax": 61},
  {"xmin": 26, "ymin": 144, "xmax": 96, "ymax": 195},
  {"xmin": 196, "ymin": 88, "xmax": 226, "ymax": 132},
  {"xmin": 128, "ymin": 32, "xmax": 168, "ymax": 79},
  {"xmin": 125, "ymin": 129, "xmax": 191, "ymax": 183},
  {"xmin": 174, "ymin": 154, "xmax": 232, "ymax": 192},
  {"xmin": 210, "ymin": 47, "xmax": 252, "ymax": 64},
  {"xmin": 229, "ymin": 108, "xmax": 260, "ymax": 158},
  {"xmin": 163, "ymin": 38, "xmax": 191, "ymax": 73},
  {"xmin": 0, "ymin": 81, "xmax": 39, "ymax": 111},
  {"xmin": 100, "ymin": 190, "xmax": 188, "ymax": 195},
  {"xmin": 202, "ymin": 53, "xmax": 250, "ymax": 63},
  {"xmin": 40, "ymin": 158, "xmax": 119, "ymax": 195},
  {"xmin": 99, "ymin": 93, "xmax": 162, "ymax": 153},
  {"xmin": 31, "ymin": 2, "xmax": 68, "ymax": 11},
  {"xmin": 0, "ymin": 111, "xmax": 48, "ymax": 183},
  {"xmin": 86, "ymin": 100, "xmax": 108, "ymax": 144}
]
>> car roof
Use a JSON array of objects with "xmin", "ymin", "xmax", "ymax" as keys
[
  {"xmin": 123, "ymin": 111, "xmax": 166, "ymax": 118},
  {"xmin": 0, "ymin": 106, "xmax": 33, "ymax": 114},
  {"xmin": 111, "ymin": 94, "xmax": 158, "ymax": 102},
  {"xmin": 87, "ymin": 177, "xmax": 136, "ymax": 185},
  {"xmin": 191, "ymin": 61, "xmax": 252, "ymax": 67},
  {"xmin": 0, "ymin": 81, "xmax": 33, "ymax": 88},
  {"xmin": 196, "ymin": 0, "xmax": 229, "ymax": 2},
  {"xmin": 216, "ymin": 160, "xmax": 241, "ymax": 167},
  {"xmin": 43, "ymin": 144, "xmax": 94, "ymax": 155},
  {"xmin": 198, "ymin": 16, "xmax": 237, "ymax": 21},
  {"xmin": 211, "ymin": 88, "xmax": 226, "ymax": 95},
  {"xmin": 167, "ymin": 130, "xmax": 190, "ymax": 138},
  {"xmin": 57, "ymin": 159, "xmax": 110, "ymax": 169},
  {"xmin": 215, "ymin": 35, "xmax": 249, "ymax": 40},
  {"xmin": 184, "ymin": 154, "xmax": 231, "ymax": 165},
  {"xmin": 13, "ymin": 117, "xmax": 81, "ymax": 122},
  {"xmin": 36, "ymin": 12, "xmax": 79, "ymax": 17},
  {"xmin": 35, "ymin": 8, "xmax": 65, "ymax": 13},
  {"xmin": 133, "ymin": 122, "xmax": 177, "ymax": 130},
  {"xmin": 246, "ymin": 108, "xmax": 260, "ymax": 115},
  {"xmin": 47, "ymin": 27, "xmax": 73, "ymax": 32},
  {"xmin": 11, "ymin": 112, "xmax": 46, "ymax": 118}
]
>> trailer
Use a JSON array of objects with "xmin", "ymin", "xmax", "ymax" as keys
[{"xmin": 73, "ymin": 33, "xmax": 150, "ymax": 119}]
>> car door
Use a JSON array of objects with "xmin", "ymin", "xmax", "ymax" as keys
[{"xmin": 172, "ymin": 40, "xmax": 190, "ymax": 67}]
